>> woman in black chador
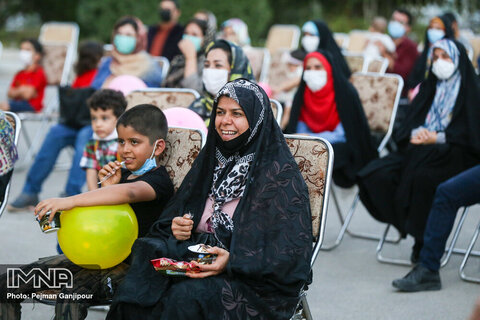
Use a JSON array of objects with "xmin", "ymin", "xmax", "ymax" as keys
[
  {"xmin": 106, "ymin": 79, "xmax": 312, "ymax": 319},
  {"xmin": 358, "ymin": 39, "xmax": 480, "ymax": 261}
]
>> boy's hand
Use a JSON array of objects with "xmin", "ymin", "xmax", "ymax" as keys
[
  {"xmin": 171, "ymin": 214, "xmax": 194, "ymax": 240},
  {"xmin": 98, "ymin": 161, "xmax": 123, "ymax": 187},
  {"xmin": 35, "ymin": 198, "xmax": 74, "ymax": 222}
]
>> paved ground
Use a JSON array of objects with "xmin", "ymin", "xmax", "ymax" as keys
[{"xmin": 1, "ymin": 47, "xmax": 479, "ymax": 320}]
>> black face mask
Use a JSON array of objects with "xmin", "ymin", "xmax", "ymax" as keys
[
  {"xmin": 159, "ymin": 9, "xmax": 171, "ymax": 22},
  {"xmin": 214, "ymin": 129, "xmax": 251, "ymax": 157}
]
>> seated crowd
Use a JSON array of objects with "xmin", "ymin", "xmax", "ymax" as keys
[{"xmin": 1, "ymin": 1, "xmax": 480, "ymax": 319}]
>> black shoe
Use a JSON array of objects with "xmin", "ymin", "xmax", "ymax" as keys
[{"xmin": 392, "ymin": 265, "xmax": 441, "ymax": 292}]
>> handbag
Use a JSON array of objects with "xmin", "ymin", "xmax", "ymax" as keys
[{"xmin": 58, "ymin": 86, "xmax": 96, "ymax": 129}]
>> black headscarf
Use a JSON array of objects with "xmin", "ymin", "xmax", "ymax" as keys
[
  {"xmin": 395, "ymin": 40, "xmax": 480, "ymax": 155},
  {"xmin": 189, "ymin": 39, "xmax": 255, "ymax": 120},
  {"xmin": 109, "ymin": 79, "xmax": 312, "ymax": 319},
  {"xmin": 286, "ymin": 49, "xmax": 377, "ymax": 187},
  {"xmin": 407, "ymin": 14, "xmax": 455, "ymax": 90},
  {"xmin": 298, "ymin": 20, "xmax": 351, "ymax": 79}
]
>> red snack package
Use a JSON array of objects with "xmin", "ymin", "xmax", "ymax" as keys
[{"xmin": 151, "ymin": 257, "xmax": 200, "ymax": 276}]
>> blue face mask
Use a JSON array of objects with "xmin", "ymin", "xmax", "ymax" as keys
[
  {"xmin": 183, "ymin": 34, "xmax": 202, "ymax": 52},
  {"xmin": 114, "ymin": 34, "xmax": 137, "ymax": 54},
  {"xmin": 427, "ymin": 28, "xmax": 445, "ymax": 44},
  {"xmin": 388, "ymin": 21, "xmax": 406, "ymax": 39},
  {"xmin": 131, "ymin": 140, "xmax": 158, "ymax": 176}
]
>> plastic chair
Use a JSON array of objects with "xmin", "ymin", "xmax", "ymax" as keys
[
  {"xmin": 334, "ymin": 32, "xmax": 349, "ymax": 50},
  {"xmin": 460, "ymin": 206, "xmax": 480, "ymax": 283},
  {"xmin": 0, "ymin": 112, "xmax": 21, "ymax": 219},
  {"xmin": 322, "ymin": 72, "xmax": 403, "ymax": 251},
  {"xmin": 270, "ymin": 99, "xmax": 283, "ymax": 126},
  {"xmin": 18, "ymin": 22, "xmax": 78, "ymax": 167},
  {"xmin": 244, "ymin": 47, "xmax": 271, "ymax": 83},
  {"xmin": 347, "ymin": 30, "xmax": 371, "ymax": 54},
  {"xmin": 285, "ymin": 135, "xmax": 333, "ymax": 320},
  {"xmin": 125, "ymin": 88, "xmax": 200, "ymax": 110},
  {"xmin": 265, "ymin": 24, "xmax": 300, "ymax": 54},
  {"xmin": 152, "ymin": 56, "xmax": 170, "ymax": 86}
]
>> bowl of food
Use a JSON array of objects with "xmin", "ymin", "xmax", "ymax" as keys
[{"xmin": 187, "ymin": 244, "xmax": 217, "ymax": 264}]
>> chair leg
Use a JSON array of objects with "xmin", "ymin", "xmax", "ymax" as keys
[
  {"xmin": 459, "ymin": 219, "xmax": 480, "ymax": 283},
  {"xmin": 300, "ymin": 293, "xmax": 313, "ymax": 320},
  {"xmin": 440, "ymin": 207, "xmax": 469, "ymax": 267},
  {"xmin": 376, "ymin": 224, "xmax": 412, "ymax": 266}
]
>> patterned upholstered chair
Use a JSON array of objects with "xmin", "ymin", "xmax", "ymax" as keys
[
  {"xmin": 0, "ymin": 112, "xmax": 21, "ymax": 219},
  {"xmin": 323, "ymin": 72, "xmax": 404, "ymax": 251},
  {"xmin": 244, "ymin": 47, "xmax": 271, "ymax": 83},
  {"xmin": 343, "ymin": 53, "xmax": 364, "ymax": 73},
  {"xmin": 285, "ymin": 135, "xmax": 333, "ymax": 320},
  {"xmin": 126, "ymin": 88, "xmax": 200, "ymax": 111},
  {"xmin": 367, "ymin": 57, "xmax": 389, "ymax": 74},
  {"xmin": 159, "ymin": 127, "xmax": 206, "ymax": 192}
]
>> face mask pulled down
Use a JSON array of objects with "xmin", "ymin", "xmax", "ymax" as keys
[
  {"xmin": 303, "ymin": 70, "xmax": 327, "ymax": 92},
  {"xmin": 131, "ymin": 140, "xmax": 158, "ymax": 176}
]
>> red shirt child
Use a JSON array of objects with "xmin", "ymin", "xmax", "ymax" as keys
[{"xmin": 10, "ymin": 66, "xmax": 47, "ymax": 112}]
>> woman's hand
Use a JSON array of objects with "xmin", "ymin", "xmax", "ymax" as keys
[
  {"xmin": 410, "ymin": 128, "xmax": 437, "ymax": 145},
  {"xmin": 178, "ymin": 38, "xmax": 197, "ymax": 60},
  {"xmin": 35, "ymin": 198, "xmax": 74, "ymax": 222},
  {"xmin": 186, "ymin": 247, "xmax": 230, "ymax": 278},
  {"xmin": 98, "ymin": 161, "xmax": 123, "ymax": 187},
  {"xmin": 171, "ymin": 214, "xmax": 194, "ymax": 240}
]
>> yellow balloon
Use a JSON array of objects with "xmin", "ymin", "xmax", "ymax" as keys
[{"xmin": 57, "ymin": 204, "xmax": 138, "ymax": 269}]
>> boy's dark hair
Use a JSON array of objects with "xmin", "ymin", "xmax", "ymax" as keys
[
  {"xmin": 87, "ymin": 89, "xmax": 127, "ymax": 118},
  {"xmin": 114, "ymin": 16, "xmax": 138, "ymax": 33},
  {"xmin": 21, "ymin": 39, "xmax": 44, "ymax": 56},
  {"xmin": 75, "ymin": 41, "xmax": 104, "ymax": 76},
  {"xmin": 394, "ymin": 8, "xmax": 413, "ymax": 26},
  {"xmin": 116, "ymin": 104, "xmax": 168, "ymax": 143}
]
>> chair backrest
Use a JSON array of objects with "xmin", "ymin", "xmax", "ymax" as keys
[
  {"xmin": 265, "ymin": 24, "xmax": 300, "ymax": 54},
  {"xmin": 267, "ymin": 49, "xmax": 291, "ymax": 90},
  {"xmin": 469, "ymin": 37, "xmax": 480, "ymax": 69},
  {"xmin": 285, "ymin": 135, "xmax": 333, "ymax": 265},
  {"xmin": 152, "ymin": 56, "xmax": 170, "ymax": 86},
  {"xmin": 347, "ymin": 30, "xmax": 370, "ymax": 53},
  {"xmin": 343, "ymin": 53, "xmax": 364, "ymax": 73},
  {"xmin": 126, "ymin": 88, "xmax": 201, "ymax": 110},
  {"xmin": 270, "ymin": 99, "xmax": 283, "ymax": 126},
  {"xmin": 334, "ymin": 32, "xmax": 349, "ymax": 50},
  {"xmin": 39, "ymin": 22, "xmax": 79, "ymax": 45},
  {"xmin": 244, "ymin": 47, "xmax": 270, "ymax": 83},
  {"xmin": 0, "ymin": 112, "xmax": 22, "ymax": 218},
  {"xmin": 158, "ymin": 126, "xmax": 206, "ymax": 191},
  {"xmin": 42, "ymin": 43, "xmax": 72, "ymax": 86},
  {"xmin": 350, "ymin": 72, "xmax": 403, "ymax": 151},
  {"xmin": 366, "ymin": 57, "xmax": 389, "ymax": 74}
]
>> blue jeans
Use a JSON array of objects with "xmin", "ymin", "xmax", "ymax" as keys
[
  {"xmin": 296, "ymin": 121, "xmax": 347, "ymax": 144},
  {"xmin": 22, "ymin": 124, "xmax": 93, "ymax": 196},
  {"xmin": 8, "ymin": 99, "xmax": 35, "ymax": 112},
  {"xmin": 420, "ymin": 164, "xmax": 480, "ymax": 271}
]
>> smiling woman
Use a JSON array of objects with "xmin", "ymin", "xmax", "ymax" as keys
[{"xmin": 106, "ymin": 79, "xmax": 312, "ymax": 320}]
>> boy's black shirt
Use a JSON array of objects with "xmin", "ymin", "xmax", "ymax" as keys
[{"xmin": 120, "ymin": 166, "xmax": 173, "ymax": 237}]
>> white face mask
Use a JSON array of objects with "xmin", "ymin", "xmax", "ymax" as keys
[
  {"xmin": 301, "ymin": 35, "xmax": 320, "ymax": 53},
  {"xmin": 202, "ymin": 68, "xmax": 229, "ymax": 96},
  {"xmin": 303, "ymin": 70, "xmax": 327, "ymax": 92},
  {"xmin": 432, "ymin": 59, "xmax": 455, "ymax": 80},
  {"xmin": 19, "ymin": 50, "xmax": 33, "ymax": 66}
]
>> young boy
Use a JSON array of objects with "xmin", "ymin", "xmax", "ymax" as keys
[
  {"xmin": 0, "ymin": 39, "xmax": 47, "ymax": 112},
  {"xmin": 79, "ymin": 89, "xmax": 126, "ymax": 191},
  {"xmin": 0, "ymin": 105, "xmax": 174, "ymax": 319}
]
